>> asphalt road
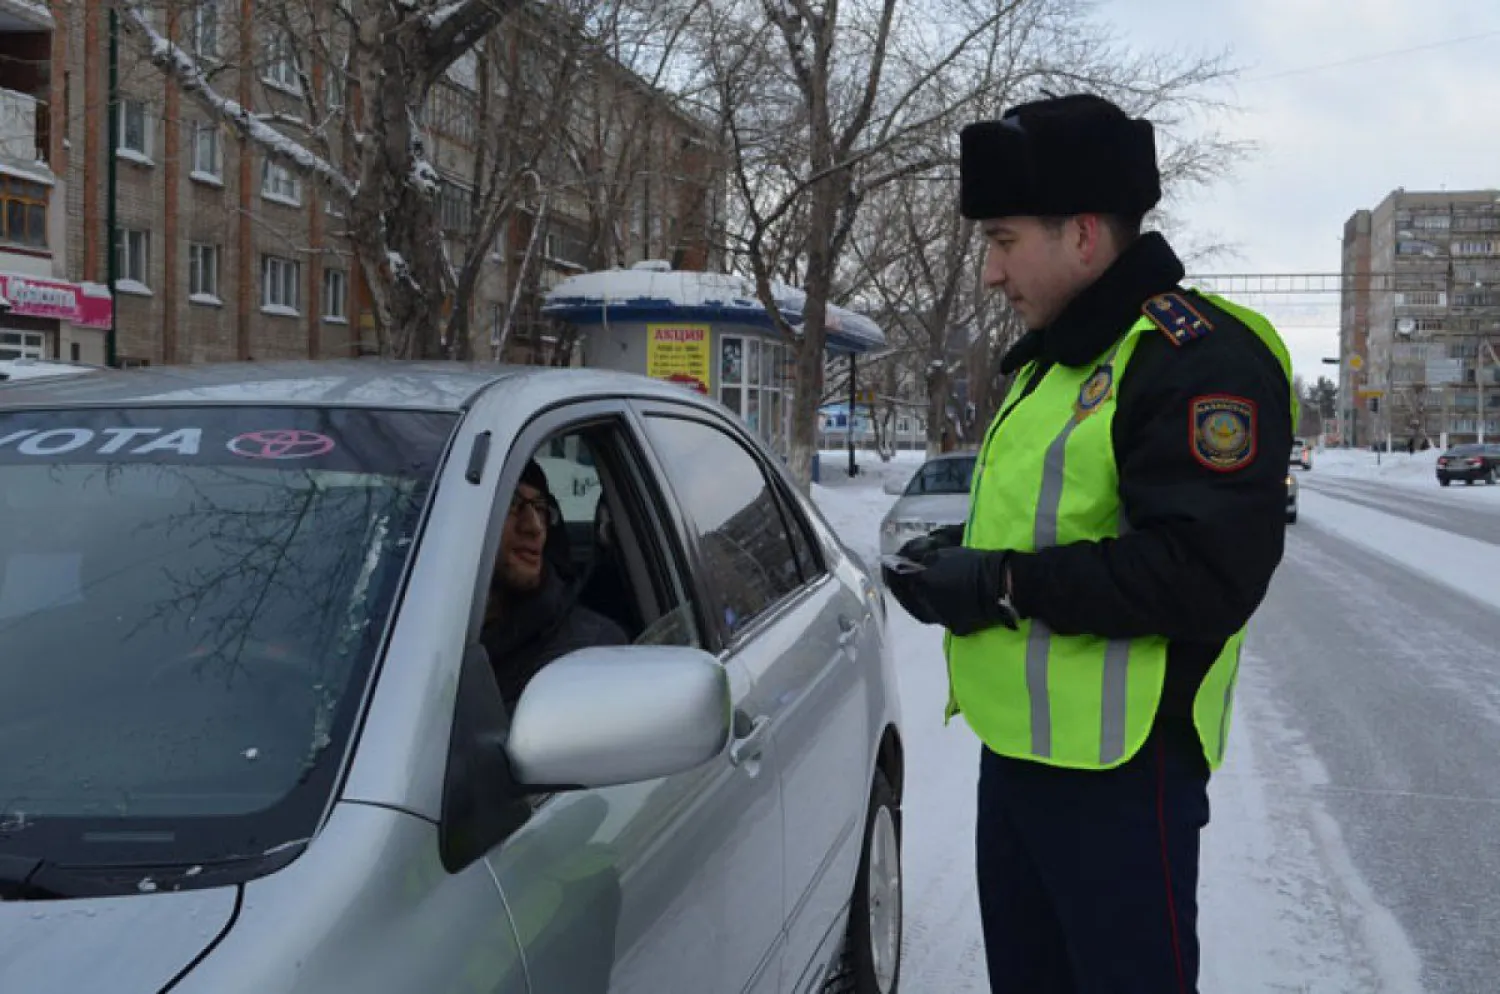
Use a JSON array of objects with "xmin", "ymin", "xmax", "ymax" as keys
[{"xmin": 1247, "ymin": 499, "xmax": 1500, "ymax": 993}]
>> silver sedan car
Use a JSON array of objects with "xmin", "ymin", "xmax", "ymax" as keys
[
  {"xmin": 879, "ymin": 452, "xmax": 977, "ymax": 556},
  {"xmin": 0, "ymin": 361, "xmax": 905, "ymax": 994}
]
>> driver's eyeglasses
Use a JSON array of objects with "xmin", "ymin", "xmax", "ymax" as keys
[{"xmin": 509, "ymin": 494, "xmax": 560, "ymax": 526}]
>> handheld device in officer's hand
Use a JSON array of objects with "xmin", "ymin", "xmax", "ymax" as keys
[{"xmin": 880, "ymin": 554, "xmax": 927, "ymax": 576}]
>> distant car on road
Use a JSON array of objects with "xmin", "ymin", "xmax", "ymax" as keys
[
  {"xmin": 1290, "ymin": 437, "xmax": 1313, "ymax": 470},
  {"xmin": 879, "ymin": 452, "xmax": 976, "ymax": 556},
  {"xmin": 1436, "ymin": 443, "xmax": 1500, "ymax": 486}
]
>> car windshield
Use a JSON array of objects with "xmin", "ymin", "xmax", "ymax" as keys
[
  {"xmin": 0, "ymin": 405, "xmax": 454, "ymax": 867},
  {"xmin": 905, "ymin": 457, "xmax": 976, "ymax": 496}
]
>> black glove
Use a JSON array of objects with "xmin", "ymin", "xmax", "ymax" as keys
[
  {"xmin": 897, "ymin": 524, "xmax": 965, "ymax": 562},
  {"xmin": 882, "ymin": 525, "xmax": 966, "ymax": 623},
  {"xmin": 885, "ymin": 546, "xmax": 1016, "ymax": 637}
]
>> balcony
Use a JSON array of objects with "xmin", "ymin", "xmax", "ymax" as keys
[{"xmin": 0, "ymin": 87, "xmax": 45, "ymax": 166}]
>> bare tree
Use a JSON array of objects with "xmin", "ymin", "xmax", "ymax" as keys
[
  {"xmin": 688, "ymin": 0, "xmax": 1020, "ymax": 489},
  {"xmin": 817, "ymin": 0, "xmax": 1249, "ymax": 463}
]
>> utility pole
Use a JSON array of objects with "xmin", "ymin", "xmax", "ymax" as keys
[{"xmin": 1480, "ymin": 338, "xmax": 1499, "ymax": 445}]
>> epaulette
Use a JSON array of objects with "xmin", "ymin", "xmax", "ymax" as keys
[{"xmin": 1143, "ymin": 291, "xmax": 1213, "ymax": 347}]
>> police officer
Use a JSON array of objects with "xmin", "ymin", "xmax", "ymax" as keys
[{"xmin": 883, "ymin": 93, "xmax": 1296, "ymax": 993}]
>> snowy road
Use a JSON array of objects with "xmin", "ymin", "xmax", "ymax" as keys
[
  {"xmin": 1248, "ymin": 493, "xmax": 1500, "ymax": 993},
  {"xmin": 814, "ymin": 451, "xmax": 1500, "ymax": 993},
  {"xmin": 1300, "ymin": 472, "xmax": 1500, "ymax": 546}
]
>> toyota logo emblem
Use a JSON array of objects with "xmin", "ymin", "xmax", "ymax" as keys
[{"xmin": 227, "ymin": 429, "xmax": 336, "ymax": 460}]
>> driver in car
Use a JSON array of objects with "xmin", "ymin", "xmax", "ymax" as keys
[{"xmin": 482, "ymin": 459, "xmax": 627, "ymax": 710}]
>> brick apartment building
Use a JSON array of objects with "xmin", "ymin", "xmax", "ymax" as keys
[
  {"xmin": 43, "ymin": 0, "xmax": 719, "ymax": 368},
  {"xmin": 1340, "ymin": 189, "xmax": 1500, "ymax": 447},
  {"xmin": 0, "ymin": 0, "xmax": 111, "ymax": 364}
]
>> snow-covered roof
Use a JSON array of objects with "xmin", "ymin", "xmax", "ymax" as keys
[{"xmin": 542, "ymin": 263, "xmax": 886, "ymax": 354}]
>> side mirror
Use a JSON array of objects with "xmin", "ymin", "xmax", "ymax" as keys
[
  {"xmin": 506, "ymin": 645, "xmax": 730, "ymax": 791},
  {"xmin": 882, "ymin": 475, "xmax": 909, "ymax": 496}
]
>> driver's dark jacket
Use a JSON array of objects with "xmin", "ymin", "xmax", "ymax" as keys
[{"xmin": 481, "ymin": 564, "xmax": 628, "ymax": 709}]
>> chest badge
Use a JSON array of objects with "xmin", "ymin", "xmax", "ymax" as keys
[{"xmin": 1073, "ymin": 365, "xmax": 1114, "ymax": 421}]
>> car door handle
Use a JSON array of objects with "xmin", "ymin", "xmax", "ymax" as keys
[
  {"xmin": 729, "ymin": 714, "xmax": 771, "ymax": 767},
  {"xmin": 838, "ymin": 614, "xmax": 860, "ymax": 648}
]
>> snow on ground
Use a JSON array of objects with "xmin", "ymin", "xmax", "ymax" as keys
[
  {"xmin": 1299, "ymin": 489, "xmax": 1500, "ymax": 613},
  {"xmin": 1313, "ymin": 447, "xmax": 1500, "ymax": 504},
  {"xmin": 809, "ymin": 448, "xmax": 1422, "ymax": 993},
  {"xmin": 1314, "ymin": 447, "xmax": 1444, "ymax": 486}
]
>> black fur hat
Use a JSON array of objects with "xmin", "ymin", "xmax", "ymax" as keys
[{"xmin": 959, "ymin": 94, "xmax": 1161, "ymax": 220}]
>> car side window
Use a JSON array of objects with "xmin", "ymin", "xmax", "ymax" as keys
[
  {"xmin": 642, "ymin": 414, "xmax": 805, "ymax": 639},
  {"xmin": 478, "ymin": 418, "xmax": 713, "ymax": 713},
  {"xmin": 777, "ymin": 483, "xmax": 825, "ymax": 584}
]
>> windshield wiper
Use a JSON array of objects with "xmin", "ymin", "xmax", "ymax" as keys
[
  {"xmin": 0, "ymin": 840, "xmax": 310, "ymax": 901},
  {"xmin": 0, "ymin": 853, "xmax": 72, "ymax": 901}
]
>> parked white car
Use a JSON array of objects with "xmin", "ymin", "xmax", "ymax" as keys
[
  {"xmin": 878, "ymin": 452, "xmax": 976, "ymax": 556},
  {"xmin": 0, "ymin": 359, "xmax": 905, "ymax": 994}
]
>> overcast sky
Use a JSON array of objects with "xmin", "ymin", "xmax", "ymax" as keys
[{"xmin": 1102, "ymin": 0, "xmax": 1500, "ymax": 383}]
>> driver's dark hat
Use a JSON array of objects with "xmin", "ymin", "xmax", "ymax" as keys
[{"xmin": 959, "ymin": 93, "xmax": 1161, "ymax": 220}]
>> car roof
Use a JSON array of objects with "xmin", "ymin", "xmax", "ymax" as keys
[
  {"xmin": 0, "ymin": 359, "xmax": 720, "ymax": 413},
  {"xmin": 922, "ymin": 451, "xmax": 977, "ymax": 463}
]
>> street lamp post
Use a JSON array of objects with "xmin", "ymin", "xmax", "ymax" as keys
[{"xmin": 1322, "ymin": 355, "xmax": 1360, "ymax": 448}]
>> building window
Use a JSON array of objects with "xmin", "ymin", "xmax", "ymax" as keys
[
  {"xmin": 191, "ymin": 123, "xmax": 222, "ymax": 181},
  {"xmin": 191, "ymin": 0, "xmax": 219, "ymax": 58},
  {"xmin": 438, "ymin": 179, "xmax": 473, "ymax": 235},
  {"xmin": 261, "ymin": 159, "xmax": 301, "ymax": 206},
  {"xmin": 189, "ymin": 243, "xmax": 220, "ymax": 301},
  {"xmin": 0, "ymin": 330, "xmax": 44, "ymax": 360},
  {"xmin": 262, "ymin": 255, "xmax": 300, "ymax": 313},
  {"xmin": 114, "ymin": 228, "xmax": 150, "ymax": 288},
  {"xmin": 264, "ymin": 31, "xmax": 300, "ymax": 92},
  {"xmin": 322, "ymin": 268, "xmax": 347, "ymax": 321},
  {"xmin": 1393, "ymin": 290, "xmax": 1446, "ymax": 308},
  {"xmin": 1453, "ymin": 241, "xmax": 1497, "ymax": 258},
  {"xmin": 423, "ymin": 83, "xmax": 476, "ymax": 145},
  {"xmin": 0, "ymin": 177, "xmax": 48, "ymax": 249},
  {"xmin": 325, "ymin": 70, "xmax": 343, "ymax": 112},
  {"xmin": 117, "ymin": 99, "xmax": 150, "ymax": 159}
]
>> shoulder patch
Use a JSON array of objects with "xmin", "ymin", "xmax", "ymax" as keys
[
  {"xmin": 1191, "ymin": 395, "xmax": 1257, "ymax": 472},
  {"xmin": 1144, "ymin": 292, "xmax": 1214, "ymax": 347}
]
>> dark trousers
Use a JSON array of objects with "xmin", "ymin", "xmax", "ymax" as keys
[{"xmin": 976, "ymin": 719, "xmax": 1211, "ymax": 994}]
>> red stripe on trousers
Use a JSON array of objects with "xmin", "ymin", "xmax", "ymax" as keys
[{"xmin": 1157, "ymin": 735, "xmax": 1189, "ymax": 993}]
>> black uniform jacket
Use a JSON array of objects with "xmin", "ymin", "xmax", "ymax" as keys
[{"xmin": 999, "ymin": 232, "xmax": 1295, "ymax": 719}]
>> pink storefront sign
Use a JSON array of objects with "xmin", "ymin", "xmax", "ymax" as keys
[
  {"xmin": 0, "ymin": 273, "xmax": 113, "ymax": 328},
  {"xmin": 74, "ymin": 283, "xmax": 113, "ymax": 329}
]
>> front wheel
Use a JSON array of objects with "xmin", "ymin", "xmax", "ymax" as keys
[{"xmin": 828, "ymin": 770, "xmax": 902, "ymax": 994}]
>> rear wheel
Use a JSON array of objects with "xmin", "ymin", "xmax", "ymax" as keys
[
  {"xmin": 827, "ymin": 770, "xmax": 902, "ymax": 994},
  {"xmin": 1440, "ymin": 477, "xmax": 1452, "ymax": 487},
  {"xmin": 1287, "ymin": 510, "xmax": 1298, "ymax": 524}
]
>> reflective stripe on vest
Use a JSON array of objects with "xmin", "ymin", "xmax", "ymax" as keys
[{"xmin": 944, "ymin": 295, "xmax": 1295, "ymax": 771}]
